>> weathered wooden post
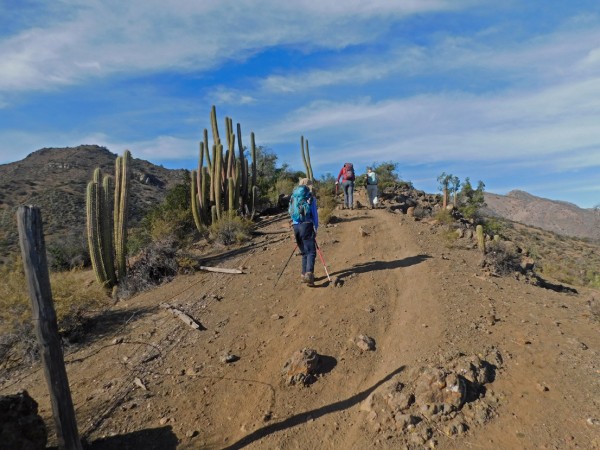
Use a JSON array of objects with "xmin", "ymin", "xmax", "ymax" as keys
[{"xmin": 16, "ymin": 206, "xmax": 82, "ymax": 450}]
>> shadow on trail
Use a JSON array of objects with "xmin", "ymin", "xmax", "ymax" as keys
[
  {"xmin": 328, "ymin": 215, "xmax": 369, "ymax": 224},
  {"xmin": 222, "ymin": 366, "xmax": 405, "ymax": 450},
  {"xmin": 330, "ymin": 254, "xmax": 431, "ymax": 282},
  {"xmin": 82, "ymin": 425, "xmax": 178, "ymax": 450}
]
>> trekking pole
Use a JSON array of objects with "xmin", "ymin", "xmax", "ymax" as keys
[
  {"xmin": 274, "ymin": 244, "xmax": 298, "ymax": 287},
  {"xmin": 315, "ymin": 240, "xmax": 332, "ymax": 282}
]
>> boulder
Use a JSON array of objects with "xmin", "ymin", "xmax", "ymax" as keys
[
  {"xmin": 282, "ymin": 348, "xmax": 321, "ymax": 386},
  {"xmin": 414, "ymin": 368, "xmax": 466, "ymax": 410},
  {"xmin": 0, "ymin": 391, "xmax": 47, "ymax": 450}
]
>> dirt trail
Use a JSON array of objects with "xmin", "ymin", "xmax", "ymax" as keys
[{"xmin": 2, "ymin": 190, "xmax": 599, "ymax": 449}]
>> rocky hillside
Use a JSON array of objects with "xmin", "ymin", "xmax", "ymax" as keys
[
  {"xmin": 0, "ymin": 145, "xmax": 186, "ymax": 263},
  {"xmin": 483, "ymin": 190, "xmax": 600, "ymax": 241}
]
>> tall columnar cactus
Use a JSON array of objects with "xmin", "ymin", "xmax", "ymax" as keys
[
  {"xmin": 192, "ymin": 105, "xmax": 259, "ymax": 227},
  {"xmin": 476, "ymin": 224, "xmax": 486, "ymax": 254},
  {"xmin": 214, "ymin": 143, "xmax": 223, "ymax": 220},
  {"xmin": 190, "ymin": 170, "xmax": 202, "ymax": 232},
  {"xmin": 86, "ymin": 150, "xmax": 131, "ymax": 289},
  {"xmin": 300, "ymin": 136, "xmax": 314, "ymax": 181},
  {"xmin": 114, "ymin": 150, "xmax": 131, "ymax": 280},
  {"xmin": 86, "ymin": 175, "xmax": 108, "ymax": 286},
  {"xmin": 102, "ymin": 174, "xmax": 117, "ymax": 287}
]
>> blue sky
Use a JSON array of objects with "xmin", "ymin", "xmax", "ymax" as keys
[{"xmin": 1, "ymin": 0, "xmax": 600, "ymax": 208}]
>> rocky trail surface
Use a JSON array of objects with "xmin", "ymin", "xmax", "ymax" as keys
[{"xmin": 2, "ymin": 189, "xmax": 599, "ymax": 449}]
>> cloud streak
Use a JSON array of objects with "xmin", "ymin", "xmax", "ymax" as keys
[{"xmin": 0, "ymin": 0, "xmax": 470, "ymax": 93}]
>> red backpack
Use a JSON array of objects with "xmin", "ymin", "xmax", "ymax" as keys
[{"xmin": 344, "ymin": 163, "xmax": 355, "ymax": 181}]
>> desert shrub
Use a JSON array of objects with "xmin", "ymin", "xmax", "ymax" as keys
[
  {"xmin": 269, "ymin": 177, "xmax": 297, "ymax": 204},
  {"xmin": 483, "ymin": 218, "xmax": 504, "ymax": 236},
  {"xmin": 46, "ymin": 231, "xmax": 90, "ymax": 271},
  {"xmin": 434, "ymin": 208, "xmax": 454, "ymax": 225},
  {"xmin": 483, "ymin": 241, "xmax": 521, "ymax": 275},
  {"xmin": 209, "ymin": 214, "xmax": 253, "ymax": 245},
  {"xmin": 118, "ymin": 239, "xmax": 179, "ymax": 298},
  {"xmin": 129, "ymin": 175, "xmax": 197, "ymax": 254},
  {"xmin": 440, "ymin": 228, "xmax": 460, "ymax": 247},
  {"xmin": 586, "ymin": 271, "xmax": 600, "ymax": 289}
]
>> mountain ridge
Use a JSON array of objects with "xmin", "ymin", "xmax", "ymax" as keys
[
  {"xmin": 483, "ymin": 190, "xmax": 600, "ymax": 241},
  {"xmin": 0, "ymin": 145, "xmax": 186, "ymax": 262}
]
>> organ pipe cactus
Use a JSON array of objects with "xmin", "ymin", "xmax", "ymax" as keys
[
  {"xmin": 191, "ymin": 105, "xmax": 259, "ymax": 228},
  {"xmin": 86, "ymin": 150, "xmax": 131, "ymax": 289}
]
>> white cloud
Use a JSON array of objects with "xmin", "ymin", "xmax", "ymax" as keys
[
  {"xmin": 210, "ymin": 87, "xmax": 256, "ymax": 106},
  {"xmin": 0, "ymin": 0, "xmax": 471, "ymax": 93},
  {"xmin": 258, "ymin": 74, "xmax": 600, "ymax": 170}
]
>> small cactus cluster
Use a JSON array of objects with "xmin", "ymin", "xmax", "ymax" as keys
[
  {"xmin": 300, "ymin": 136, "xmax": 313, "ymax": 182},
  {"xmin": 86, "ymin": 150, "xmax": 131, "ymax": 288},
  {"xmin": 191, "ymin": 105, "xmax": 258, "ymax": 230}
]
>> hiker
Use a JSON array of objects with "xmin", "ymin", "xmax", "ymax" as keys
[
  {"xmin": 365, "ymin": 167, "xmax": 379, "ymax": 209},
  {"xmin": 336, "ymin": 162, "xmax": 355, "ymax": 209},
  {"xmin": 288, "ymin": 178, "xmax": 319, "ymax": 286}
]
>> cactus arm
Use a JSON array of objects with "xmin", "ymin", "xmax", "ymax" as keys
[
  {"xmin": 86, "ymin": 180, "xmax": 108, "ymax": 286},
  {"xmin": 102, "ymin": 175, "xmax": 117, "ymax": 287},
  {"xmin": 191, "ymin": 170, "xmax": 203, "ymax": 232},
  {"xmin": 305, "ymin": 139, "xmax": 314, "ymax": 181}
]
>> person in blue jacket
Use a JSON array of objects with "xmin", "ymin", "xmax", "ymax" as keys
[{"xmin": 289, "ymin": 178, "xmax": 319, "ymax": 286}]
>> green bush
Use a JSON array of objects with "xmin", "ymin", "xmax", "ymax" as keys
[
  {"xmin": 209, "ymin": 214, "xmax": 253, "ymax": 245},
  {"xmin": 483, "ymin": 218, "xmax": 504, "ymax": 236},
  {"xmin": 130, "ymin": 174, "xmax": 197, "ymax": 254},
  {"xmin": 434, "ymin": 208, "xmax": 454, "ymax": 225}
]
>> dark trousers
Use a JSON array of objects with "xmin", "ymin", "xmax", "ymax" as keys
[{"xmin": 293, "ymin": 222, "xmax": 316, "ymax": 274}]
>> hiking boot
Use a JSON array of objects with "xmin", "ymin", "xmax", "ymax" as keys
[
  {"xmin": 301, "ymin": 273, "xmax": 307, "ymax": 283},
  {"xmin": 305, "ymin": 272, "xmax": 315, "ymax": 286}
]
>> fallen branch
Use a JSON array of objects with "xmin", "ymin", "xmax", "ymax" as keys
[
  {"xmin": 160, "ymin": 303, "xmax": 205, "ymax": 330},
  {"xmin": 199, "ymin": 266, "xmax": 243, "ymax": 274}
]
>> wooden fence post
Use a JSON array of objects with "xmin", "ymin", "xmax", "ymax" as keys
[{"xmin": 17, "ymin": 206, "xmax": 82, "ymax": 450}]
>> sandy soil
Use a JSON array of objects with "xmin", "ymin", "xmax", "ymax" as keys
[{"xmin": 2, "ymin": 189, "xmax": 599, "ymax": 449}]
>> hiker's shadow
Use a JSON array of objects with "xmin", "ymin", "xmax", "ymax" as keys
[
  {"xmin": 331, "ymin": 254, "xmax": 431, "ymax": 282},
  {"xmin": 328, "ymin": 215, "xmax": 369, "ymax": 224}
]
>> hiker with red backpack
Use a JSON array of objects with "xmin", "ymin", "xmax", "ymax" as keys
[
  {"xmin": 288, "ymin": 178, "xmax": 319, "ymax": 286},
  {"xmin": 336, "ymin": 162, "xmax": 355, "ymax": 209}
]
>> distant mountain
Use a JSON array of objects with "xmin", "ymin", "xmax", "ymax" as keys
[
  {"xmin": 483, "ymin": 190, "xmax": 600, "ymax": 241},
  {"xmin": 0, "ymin": 145, "xmax": 187, "ymax": 263}
]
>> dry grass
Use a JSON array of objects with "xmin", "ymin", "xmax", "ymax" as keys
[
  {"xmin": 209, "ymin": 214, "xmax": 253, "ymax": 245},
  {"xmin": 316, "ymin": 187, "xmax": 336, "ymax": 226},
  {"xmin": 0, "ymin": 256, "xmax": 110, "ymax": 373}
]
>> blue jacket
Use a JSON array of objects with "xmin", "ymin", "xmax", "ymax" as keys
[{"xmin": 291, "ymin": 195, "xmax": 319, "ymax": 231}]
